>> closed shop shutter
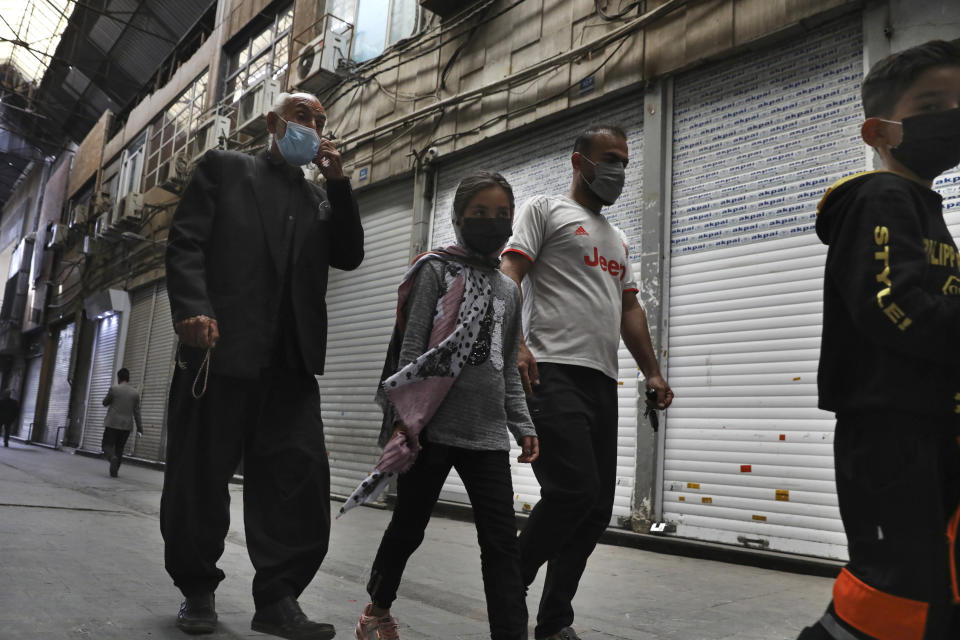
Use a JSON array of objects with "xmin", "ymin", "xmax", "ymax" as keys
[
  {"xmin": 139, "ymin": 284, "xmax": 176, "ymax": 461},
  {"xmin": 939, "ymin": 165, "xmax": 960, "ymax": 237},
  {"xmin": 80, "ymin": 314, "xmax": 121, "ymax": 452},
  {"xmin": 320, "ymin": 180, "xmax": 414, "ymax": 498},
  {"xmin": 67, "ymin": 321, "xmax": 94, "ymax": 446},
  {"xmin": 17, "ymin": 356, "xmax": 42, "ymax": 439},
  {"xmin": 429, "ymin": 97, "xmax": 643, "ymax": 524},
  {"xmin": 663, "ymin": 19, "xmax": 863, "ymax": 560},
  {"xmin": 121, "ymin": 287, "xmax": 152, "ymax": 454},
  {"xmin": 42, "ymin": 323, "xmax": 75, "ymax": 446},
  {"xmin": 121, "ymin": 283, "xmax": 177, "ymax": 462}
]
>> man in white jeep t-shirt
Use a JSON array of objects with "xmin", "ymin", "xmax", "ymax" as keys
[{"xmin": 501, "ymin": 125, "xmax": 673, "ymax": 640}]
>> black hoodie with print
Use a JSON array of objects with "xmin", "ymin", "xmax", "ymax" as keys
[{"xmin": 816, "ymin": 170, "xmax": 960, "ymax": 421}]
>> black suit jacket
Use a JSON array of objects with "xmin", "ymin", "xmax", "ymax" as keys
[{"xmin": 166, "ymin": 149, "xmax": 364, "ymax": 379}]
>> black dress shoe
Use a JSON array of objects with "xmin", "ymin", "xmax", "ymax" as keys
[
  {"xmin": 251, "ymin": 596, "xmax": 335, "ymax": 640},
  {"xmin": 176, "ymin": 593, "xmax": 217, "ymax": 634},
  {"xmin": 108, "ymin": 456, "xmax": 120, "ymax": 477}
]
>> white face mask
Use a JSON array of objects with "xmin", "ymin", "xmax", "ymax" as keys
[
  {"xmin": 275, "ymin": 117, "xmax": 320, "ymax": 166},
  {"xmin": 581, "ymin": 156, "xmax": 626, "ymax": 206}
]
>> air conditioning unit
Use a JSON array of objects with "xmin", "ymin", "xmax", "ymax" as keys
[
  {"xmin": 295, "ymin": 27, "xmax": 350, "ymax": 92},
  {"xmin": 113, "ymin": 192, "xmax": 144, "ymax": 228},
  {"xmin": 237, "ymin": 77, "xmax": 281, "ymax": 136},
  {"xmin": 189, "ymin": 115, "xmax": 230, "ymax": 162},
  {"xmin": 157, "ymin": 153, "xmax": 187, "ymax": 190},
  {"xmin": 69, "ymin": 203, "xmax": 89, "ymax": 228},
  {"xmin": 9, "ymin": 237, "xmax": 31, "ymax": 275},
  {"xmin": 82, "ymin": 235, "xmax": 96, "ymax": 255},
  {"xmin": 46, "ymin": 224, "xmax": 66, "ymax": 249}
]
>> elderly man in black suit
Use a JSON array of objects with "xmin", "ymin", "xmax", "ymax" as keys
[{"xmin": 160, "ymin": 91, "xmax": 363, "ymax": 639}]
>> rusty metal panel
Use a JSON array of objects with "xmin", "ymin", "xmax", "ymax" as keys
[{"xmin": 68, "ymin": 111, "xmax": 113, "ymax": 198}]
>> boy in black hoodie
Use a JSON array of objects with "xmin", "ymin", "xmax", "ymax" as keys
[{"xmin": 800, "ymin": 40, "xmax": 960, "ymax": 640}]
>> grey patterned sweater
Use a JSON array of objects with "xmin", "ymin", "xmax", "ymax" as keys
[{"xmin": 396, "ymin": 259, "xmax": 535, "ymax": 451}]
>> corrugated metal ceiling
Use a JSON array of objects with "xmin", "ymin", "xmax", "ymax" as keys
[{"xmin": 0, "ymin": 0, "xmax": 216, "ymax": 209}]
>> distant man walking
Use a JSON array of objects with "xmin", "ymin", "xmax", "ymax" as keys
[
  {"xmin": 0, "ymin": 389, "xmax": 19, "ymax": 447},
  {"xmin": 101, "ymin": 367, "xmax": 142, "ymax": 477}
]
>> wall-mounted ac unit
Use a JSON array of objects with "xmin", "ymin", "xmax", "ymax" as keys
[
  {"xmin": 46, "ymin": 224, "xmax": 66, "ymax": 249},
  {"xmin": 237, "ymin": 77, "xmax": 281, "ymax": 136},
  {"xmin": 113, "ymin": 192, "xmax": 144, "ymax": 228},
  {"xmin": 295, "ymin": 26, "xmax": 350, "ymax": 93},
  {"xmin": 9, "ymin": 237, "xmax": 32, "ymax": 275},
  {"xmin": 82, "ymin": 236, "xmax": 96, "ymax": 256},
  {"xmin": 157, "ymin": 153, "xmax": 187, "ymax": 190},
  {"xmin": 189, "ymin": 115, "xmax": 230, "ymax": 162},
  {"xmin": 69, "ymin": 203, "xmax": 89, "ymax": 228}
]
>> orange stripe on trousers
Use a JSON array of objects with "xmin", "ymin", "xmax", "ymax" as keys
[
  {"xmin": 953, "ymin": 436, "xmax": 960, "ymax": 605},
  {"xmin": 833, "ymin": 568, "xmax": 928, "ymax": 640}
]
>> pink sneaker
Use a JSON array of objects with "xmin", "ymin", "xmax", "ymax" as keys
[{"xmin": 355, "ymin": 603, "xmax": 400, "ymax": 640}]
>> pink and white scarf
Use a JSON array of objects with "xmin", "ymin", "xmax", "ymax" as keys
[{"xmin": 338, "ymin": 246, "xmax": 492, "ymax": 516}]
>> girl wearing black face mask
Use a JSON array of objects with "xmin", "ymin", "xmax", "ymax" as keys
[{"xmin": 349, "ymin": 172, "xmax": 537, "ymax": 640}]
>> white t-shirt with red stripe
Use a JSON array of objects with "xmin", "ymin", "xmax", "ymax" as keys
[{"xmin": 503, "ymin": 194, "xmax": 638, "ymax": 380}]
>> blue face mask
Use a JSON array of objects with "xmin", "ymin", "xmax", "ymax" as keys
[{"xmin": 275, "ymin": 117, "xmax": 320, "ymax": 166}]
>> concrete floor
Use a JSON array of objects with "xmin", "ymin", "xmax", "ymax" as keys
[{"xmin": 0, "ymin": 443, "xmax": 833, "ymax": 639}]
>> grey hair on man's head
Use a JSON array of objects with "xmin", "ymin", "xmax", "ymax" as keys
[
  {"xmin": 272, "ymin": 91, "xmax": 322, "ymax": 117},
  {"xmin": 269, "ymin": 92, "xmax": 323, "ymax": 147}
]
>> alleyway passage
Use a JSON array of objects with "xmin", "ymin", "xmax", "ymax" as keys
[{"xmin": 0, "ymin": 444, "xmax": 834, "ymax": 639}]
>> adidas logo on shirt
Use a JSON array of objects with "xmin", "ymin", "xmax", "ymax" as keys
[{"xmin": 574, "ymin": 226, "xmax": 589, "ymax": 236}]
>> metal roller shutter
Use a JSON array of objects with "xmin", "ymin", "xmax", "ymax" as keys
[
  {"xmin": 663, "ymin": 19, "xmax": 863, "ymax": 559},
  {"xmin": 138, "ymin": 284, "xmax": 176, "ymax": 461},
  {"xmin": 121, "ymin": 287, "xmax": 152, "ymax": 455},
  {"xmin": 17, "ymin": 356, "xmax": 42, "ymax": 440},
  {"xmin": 429, "ymin": 97, "xmax": 643, "ymax": 523},
  {"xmin": 320, "ymin": 180, "xmax": 414, "ymax": 498},
  {"xmin": 121, "ymin": 283, "xmax": 176, "ymax": 462},
  {"xmin": 939, "ymin": 167, "xmax": 960, "ymax": 235},
  {"xmin": 42, "ymin": 323, "xmax": 74, "ymax": 446},
  {"xmin": 80, "ymin": 314, "xmax": 121, "ymax": 452}
]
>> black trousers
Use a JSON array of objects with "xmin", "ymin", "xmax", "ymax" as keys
[
  {"xmin": 517, "ymin": 363, "xmax": 618, "ymax": 639},
  {"xmin": 101, "ymin": 427, "xmax": 131, "ymax": 467},
  {"xmin": 1, "ymin": 421, "xmax": 12, "ymax": 445},
  {"xmin": 811, "ymin": 412, "xmax": 960, "ymax": 640},
  {"xmin": 367, "ymin": 441, "xmax": 527, "ymax": 640},
  {"xmin": 160, "ymin": 365, "xmax": 331, "ymax": 608}
]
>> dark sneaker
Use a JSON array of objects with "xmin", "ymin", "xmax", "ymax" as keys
[
  {"xmin": 251, "ymin": 596, "xmax": 336, "ymax": 640},
  {"xmin": 538, "ymin": 628, "xmax": 582, "ymax": 640},
  {"xmin": 176, "ymin": 593, "xmax": 217, "ymax": 634}
]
